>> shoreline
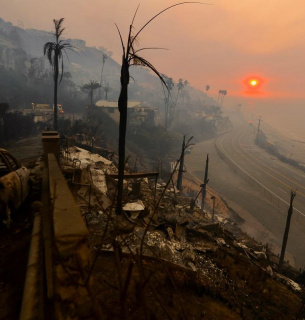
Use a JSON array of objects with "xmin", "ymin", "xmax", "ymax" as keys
[{"xmin": 258, "ymin": 122, "xmax": 305, "ymax": 169}]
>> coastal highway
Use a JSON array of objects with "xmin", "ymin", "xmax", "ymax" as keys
[
  {"xmin": 186, "ymin": 115, "xmax": 305, "ymax": 268},
  {"xmin": 218, "ymin": 120, "xmax": 305, "ymax": 221}
]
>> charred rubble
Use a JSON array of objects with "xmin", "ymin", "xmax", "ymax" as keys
[{"xmin": 59, "ymin": 146, "xmax": 305, "ymax": 319}]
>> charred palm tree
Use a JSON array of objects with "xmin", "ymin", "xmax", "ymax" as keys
[
  {"xmin": 43, "ymin": 18, "xmax": 75, "ymax": 130},
  {"xmin": 115, "ymin": 2, "xmax": 204, "ymax": 214},
  {"xmin": 104, "ymin": 83, "xmax": 111, "ymax": 100},
  {"xmin": 82, "ymin": 80, "xmax": 101, "ymax": 108},
  {"xmin": 205, "ymin": 84, "xmax": 210, "ymax": 102},
  {"xmin": 221, "ymin": 89, "xmax": 227, "ymax": 107},
  {"xmin": 175, "ymin": 78, "xmax": 184, "ymax": 106},
  {"xmin": 99, "ymin": 53, "xmax": 108, "ymax": 98},
  {"xmin": 217, "ymin": 89, "xmax": 222, "ymax": 107},
  {"xmin": 163, "ymin": 75, "xmax": 175, "ymax": 129}
]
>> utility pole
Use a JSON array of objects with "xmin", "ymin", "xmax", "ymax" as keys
[
  {"xmin": 279, "ymin": 189, "xmax": 297, "ymax": 272},
  {"xmin": 176, "ymin": 135, "xmax": 185, "ymax": 192},
  {"xmin": 200, "ymin": 154, "xmax": 209, "ymax": 210},
  {"xmin": 211, "ymin": 195, "xmax": 216, "ymax": 221},
  {"xmin": 256, "ymin": 116, "xmax": 262, "ymax": 141}
]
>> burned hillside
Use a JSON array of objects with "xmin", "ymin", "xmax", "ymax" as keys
[{"xmin": 53, "ymin": 146, "xmax": 305, "ymax": 320}]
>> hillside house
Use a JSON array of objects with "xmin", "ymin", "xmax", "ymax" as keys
[{"xmin": 95, "ymin": 100, "xmax": 159, "ymax": 126}]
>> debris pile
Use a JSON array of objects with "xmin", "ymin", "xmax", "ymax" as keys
[{"xmin": 61, "ymin": 147, "xmax": 305, "ymax": 319}]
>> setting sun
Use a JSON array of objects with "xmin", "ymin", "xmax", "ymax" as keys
[{"xmin": 242, "ymin": 76, "xmax": 265, "ymax": 95}]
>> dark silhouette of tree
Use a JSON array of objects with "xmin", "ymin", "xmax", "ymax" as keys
[
  {"xmin": 171, "ymin": 78, "xmax": 189, "ymax": 111},
  {"xmin": 221, "ymin": 89, "xmax": 227, "ymax": 106},
  {"xmin": 82, "ymin": 80, "xmax": 101, "ymax": 108},
  {"xmin": 99, "ymin": 53, "xmax": 108, "ymax": 98},
  {"xmin": 27, "ymin": 58, "xmax": 45, "ymax": 82},
  {"xmin": 205, "ymin": 84, "xmax": 210, "ymax": 102},
  {"xmin": 182, "ymin": 80, "xmax": 189, "ymax": 105},
  {"xmin": 61, "ymin": 72, "xmax": 74, "ymax": 94},
  {"xmin": 115, "ymin": 2, "xmax": 204, "ymax": 214},
  {"xmin": 218, "ymin": 89, "xmax": 227, "ymax": 107},
  {"xmin": 104, "ymin": 83, "xmax": 111, "ymax": 100},
  {"xmin": 217, "ymin": 89, "xmax": 222, "ymax": 106},
  {"xmin": 176, "ymin": 135, "xmax": 186, "ymax": 191},
  {"xmin": 217, "ymin": 89, "xmax": 227, "ymax": 108},
  {"xmin": 181, "ymin": 89, "xmax": 190, "ymax": 106},
  {"xmin": 163, "ymin": 75, "xmax": 174, "ymax": 129},
  {"xmin": 175, "ymin": 78, "xmax": 185, "ymax": 106},
  {"xmin": 43, "ymin": 18, "xmax": 75, "ymax": 130}
]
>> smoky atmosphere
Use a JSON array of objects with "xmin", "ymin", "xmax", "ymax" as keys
[{"xmin": 1, "ymin": 1, "xmax": 305, "ymax": 319}]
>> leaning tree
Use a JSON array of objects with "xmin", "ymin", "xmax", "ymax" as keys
[
  {"xmin": 44, "ymin": 18, "xmax": 75, "ymax": 130},
  {"xmin": 115, "ymin": 2, "xmax": 204, "ymax": 214}
]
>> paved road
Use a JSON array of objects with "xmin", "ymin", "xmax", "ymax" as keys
[
  {"xmin": 3, "ymin": 135, "xmax": 43, "ymax": 161},
  {"xmin": 186, "ymin": 115, "xmax": 305, "ymax": 268}
]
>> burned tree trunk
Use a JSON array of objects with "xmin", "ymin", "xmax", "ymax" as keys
[
  {"xmin": 115, "ymin": 2, "xmax": 205, "ymax": 214},
  {"xmin": 201, "ymin": 154, "xmax": 209, "ymax": 210},
  {"xmin": 279, "ymin": 189, "xmax": 296, "ymax": 271},
  {"xmin": 116, "ymin": 56, "xmax": 129, "ymax": 215},
  {"xmin": 53, "ymin": 50, "xmax": 59, "ymax": 130},
  {"xmin": 176, "ymin": 135, "xmax": 185, "ymax": 191}
]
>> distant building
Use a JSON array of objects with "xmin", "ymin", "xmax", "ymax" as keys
[{"xmin": 95, "ymin": 100, "xmax": 158, "ymax": 126}]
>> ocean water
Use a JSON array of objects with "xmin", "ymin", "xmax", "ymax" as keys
[
  {"xmin": 236, "ymin": 102, "xmax": 305, "ymax": 166},
  {"xmin": 241, "ymin": 102, "xmax": 305, "ymax": 142}
]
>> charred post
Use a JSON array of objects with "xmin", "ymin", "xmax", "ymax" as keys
[{"xmin": 279, "ymin": 189, "xmax": 297, "ymax": 271}]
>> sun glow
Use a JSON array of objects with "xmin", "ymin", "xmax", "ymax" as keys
[
  {"xmin": 242, "ymin": 76, "xmax": 265, "ymax": 96},
  {"xmin": 250, "ymin": 79, "xmax": 258, "ymax": 86}
]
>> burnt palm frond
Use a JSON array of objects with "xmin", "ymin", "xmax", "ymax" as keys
[
  {"xmin": 131, "ymin": 4, "xmax": 140, "ymax": 26},
  {"xmin": 82, "ymin": 80, "xmax": 101, "ymax": 91},
  {"xmin": 115, "ymin": 23, "xmax": 125, "ymax": 56},
  {"xmin": 43, "ymin": 42, "xmax": 55, "ymax": 65},
  {"xmin": 54, "ymin": 18, "xmax": 65, "ymax": 40},
  {"xmin": 59, "ymin": 41, "xmax": 77, "ymax": 51},
  {"xmin": 82, "ymin": 80, "xmax": 101, "ymax": 107},
  {"xmin": 129, "ymin": 2, "xmax": 207, "ymax": 49},
  {"xmin": 44, "ymin": 43, "xmax": 75, "ymax": 82},
  {"xmin": 134, "ymin": 47, "xmax": 168, "ymax": 54},
  {"xmin": 129, "ymin": 53, "xmax": 167, "ymax": 87}
]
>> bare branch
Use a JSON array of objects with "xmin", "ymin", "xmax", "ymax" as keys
[
  {"xmin": 114, "ymin": 23, "xmax": 126, "ymax": 57},
  {"xmin": 134, "ymin": 47, "xmax": 169, "ymax": 54},
  {"xmin": 130, "ymin": 2, "xmax": 209, "ymax": 48}
]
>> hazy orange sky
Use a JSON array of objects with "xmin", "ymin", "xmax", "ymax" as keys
[{"xmin": 2, "ymin": 0, "xmax": 305, "ymax": 112}]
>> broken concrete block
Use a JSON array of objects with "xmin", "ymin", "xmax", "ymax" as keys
[
  {"xmin": 123, "ymin": 200, "xmax": 145, "ymax": 219},
  {"xmin": 254, "ymin": 251, "xmax": 267, "ymax": 260}
]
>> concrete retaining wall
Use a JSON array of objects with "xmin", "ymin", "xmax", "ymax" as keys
[{"xmin": 48, "ymin": 153, "xmax": 89, "ymax": 258}]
